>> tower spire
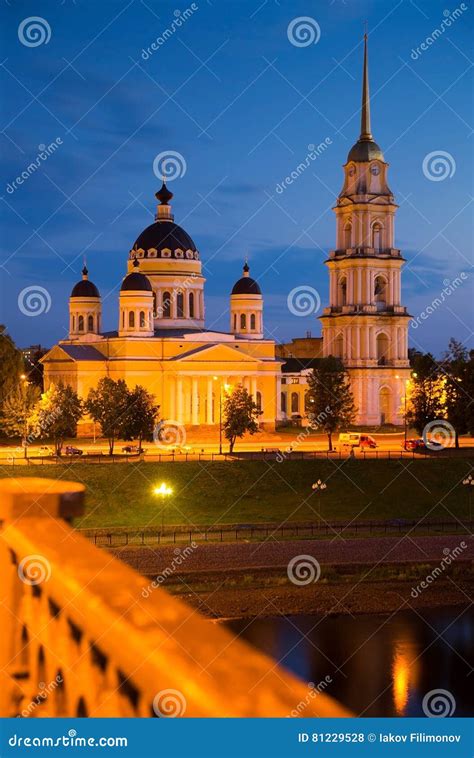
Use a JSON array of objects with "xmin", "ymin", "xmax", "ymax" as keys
[{"xmin": 360, "ymin": 31, "xmax": 373, "ymax": 142}]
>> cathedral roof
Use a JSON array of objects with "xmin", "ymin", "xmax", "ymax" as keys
[
  {"xmin": 231, "ymin": 262, "xmax": 262, "ymax": 296},
  {"xmin": 120, "ymin": 259, "xmax": 153, "ymax": 292},
  {"xmin": 71, "ymin": 265, "xmax": 100, "ymax": 298}
]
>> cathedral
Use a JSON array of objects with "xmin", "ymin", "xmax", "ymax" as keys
[{"xmin": 42, "ymin": 36, "xmax": 410, "ymax": 432}]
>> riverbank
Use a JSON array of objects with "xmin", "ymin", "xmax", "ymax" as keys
[{"xmin": 112, "ymin": 534, "xmax": 473, "ymax": 618}]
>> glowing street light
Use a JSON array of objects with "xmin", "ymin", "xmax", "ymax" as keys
[
  {"xmin": 153, "ymin": 482, "xmax": 173, "ymax": 532},
  {"xmin": 312, "ymin": 479, "xmax": 327, "ymax": 527}
]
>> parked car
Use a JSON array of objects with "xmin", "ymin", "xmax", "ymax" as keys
[
  {"xmin": 339, "ymin": 432, "xmax": 377, "ymax": 449},
  {"xmin": 39, "ymin": 445, "xmax": 54, "ymax": 456},
  {"xmin": 403, "ymin": 438, "xmax": 426, "ymax": 451},
  {"xmin": 122, "ymin": 445, "xmax": 145, "ymax": 454},
  {"xmin": 64, "ymin": 445, "xmax": 83, "ymax": 456},
  {"xmin": 170, "ymin": 444, "xmax": 193, "ymax": 454}
]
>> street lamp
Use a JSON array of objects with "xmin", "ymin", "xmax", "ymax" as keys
[
  {"xmin": 462, "ymin": 474, "xmax": 474, "ymax": 524},
  {"xmin": 396, "ymin": 373, "xmax": 416, "ymax": 448},
  {"xmin": 312, "ymin": 479, "xmax": 327, "ymax": 527},
  {"xmin": 20, "ymin": 374, "xmax": 29, "ymax": 460},
  {"xmin": 153, "ymin": 482, "xmax": 173, "ymax": 532}
]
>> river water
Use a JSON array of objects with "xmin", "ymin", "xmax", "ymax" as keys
[{"xmin": 227, "ymin": 606, "xmax": 473, "ymax": 717}]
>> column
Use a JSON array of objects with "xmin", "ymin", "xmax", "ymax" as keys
[
  {"xmin": 355, "ymin": 326, "xmax": 360, "ymax": 361},
  {"xmin": 370, "ymin": 327, "xmax": 376, "ymax": 362},
  {"xmin": 206, "ymin": 378, "xmax": 213, "ymax": 424},
  {"xmin": 251, "ymin": 377, "xmax": 257, "ymax": 399},
  {"xmin": 347, "ymin": 271, "xmax": 354, "ymax": 305},
  {"xmin": 364, "ymin": 327, "xmax": 370, "ymax": 361},
  {"xmin": 192, "ymin": 377, "xmax": 199, "ymax": 425},
  {"xmin": 365, "ymin": 270, "xmax": 371, "ymax": 304},
  {"xmin": 346, "ymin": 327, "xmax": 352, "ymax": 360},
  {"xmin": 276, "ymin": 375, "xmax": 281, "ymax": 420},
  {"xmin": 357, "ymin": 268, "xmax": 362, "ymax": 305},
  {"xmin": 176, "ymin": 376, "xmax": 183, "ymax": 424},
  {"xmin": 169, "ymin": 376, "xmax": 176, "ymax": 420}
]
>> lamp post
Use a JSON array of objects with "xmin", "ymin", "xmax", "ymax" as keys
[
  {"xmin": 153, "ymin": 482, "xmax": 173, "ymax": 533},
  {"xmin": 20, "ymin": 374, "xmax": 29, "ymax": 460},
  {"xmin": 397, "ymin": 373, "xmax": 416, "ymax": 448},
  {"xmin": 213, "ymin": 377, "xmax": 231, "ymax": 455},
  {"xmin": 312, "ymin": 479, "xmax": 327, "ymax": 527},
  {"xmin": 462, "ymin": 474, "xmax": 474, "ymax": 524}
]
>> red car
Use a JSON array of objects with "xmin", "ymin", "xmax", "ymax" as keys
[{"xmin": 403, "ymin": 438, "xmax": 426, "ymax": 451}]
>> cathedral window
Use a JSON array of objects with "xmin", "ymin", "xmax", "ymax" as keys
[
  {"xmin": 177, "ymin": 291, "xmax": 184, "ymax": 318},
  {"xmin": 189, "ymin": 292, "xmax": 195, "ymax": 318},
  {"xmin": 78, "ymin": 315, "xmax": 84, "ymax": 332},
  {"xmin": 87, "ymin": 315, "xmax": 94, "ymax": 332},
  {"xmin": 153, "ymin": 291, "xmax": 157, "ymax": 317},
  {"xmin": 72, "ymin": 315, "xmax": 75, "ymax": 331},
  {"xmin": 372, "ymin": 222, "xmax": 382, "ymax": 251},
  {"xmin": 256, "ymin": 391, "xmax": 262, "ymax": 411},
  {"xmin": 233, "ymin": 313, "xmax": 237, "ymax": 331},
  {"xmin": 339, "ymin": 277, "xmax": 347, "ymax": 306},
  {"xmin": 139, "ymin": 311, "xmax": 145, "ymax": 328},
  {"xmin": 281, "ymin": 392, "xmax": 287, "ymax": 414},
  {"xmin": 291, "ymin": 392, "xmax": 299, "ymax": 413},
  {"xmin": 129, "ymin": 311, "xmax": 135, "ymax": 328},
  {"xmin": 240, "ymin": 314, "xmax": 246, "ymax": 330},
  {"xmin": 162, "ymin": 292, "xmax": 171, "ymax": 318},
  {"xmin": 250, "ymin": 313, "xmax": 256, "ymax": 331},
  {"xmin": 376, "ymin": 332, "xmax": 389, "ymax": 365},
  {"xmin": 343, "ymin": 222, "xmax": 352, "ymax": 250}
]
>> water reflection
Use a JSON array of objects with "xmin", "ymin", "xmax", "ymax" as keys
[{"xmin": 227, "ymin": 607, "xmax": 473, "ymax": 717}]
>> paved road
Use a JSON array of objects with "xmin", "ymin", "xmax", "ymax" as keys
[{"xmin": 111, "ymin": 534, "xmax": 474, "ymax": 576}]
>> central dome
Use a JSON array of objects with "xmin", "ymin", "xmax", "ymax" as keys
[{"xmin": 131, "ymin": 220, "xmax": 198, "ymax": 260}]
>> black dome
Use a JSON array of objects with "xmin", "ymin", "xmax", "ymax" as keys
[
  {"xmin": 231, "ymin": 277, "xmax": 261, "ymax": 296},
  {"xmin": 120, "ymin": 271, "xmax": 152, "ymax": 292},
  {"xmin": 71, "ymin": 274, "xmax": 100, "ymax": 298},
  {"xmin": 347, "ymin": 138, "xmax": 384, "ymax": 163},
  {"xmin": 132, "ymin": 221, "xmax": 199, "ymax": 260}
]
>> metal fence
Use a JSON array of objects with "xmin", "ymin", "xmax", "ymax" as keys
[{"xmin": 80, "ymin": 517, "xmax": 474, "ymax": 548}]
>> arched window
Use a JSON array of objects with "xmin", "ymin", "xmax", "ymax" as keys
[
  {"xmin": 334, "ymin": 333, "xmax": 344, "ymax": 359},
  {"xmin": 343, "ymin": 222, "xmax": 352, "ymax": 250},
  {"xmin": 139, "ymin": 310, "xmax": 145, "ymax": 328},
  {"xmin": 233, "ymin": 313, "xmax": 237, "ymax": 331},
  {"xmin": 78, "ymin": 315, "xmax": 84, "ymax": 332},
  {"xmin": 374, "ymin": 275, "xmax": 387, "ymax": 311},
  {"xmin": 87, "ymin": 315, "xmax": 94, "ymax": 332},
  {"xmin": 72, "ymin": 315, "xmax": 75, "ymax": 331},
  {"xmin": 281, "ymin": 392, "xmax": 287, "ymax": 414},
  {"xmin": 376, "ymin": 332, "xmax": 389, "ymax": 366},
  {"xmin": 162, "ymin": 292, "xmax": 171, "ymax": 318},
  {"xmin": 256, "ymin": 391, "xmax": 262, "ymax": 411},
  {"xmin": 240, "ymin": 313, "xmax": 246, "ymax": 330},
  {"xmin": 122, "ymin": 311, "xmax": 125, "ymax": 328},
  {"xmin": 189, "ymin": 292, "xmax": 194, "ymax": 318},
  {"xmin": 372, "ymin": 222, "xmax": 382, "ymax": 251},
  {"xmin": 339, "ymin": 277, "xmax": 347, "ymax": 306},
  {"xmin": 177, "ymin": 291, "xmax": 184, "ymax": 318},
  {"xmin": 153, "ymin": 291, "xmax": 157, "ymax": 317},
  {"xmin": 129, "ymin": 311, "xmax": 135, "ymax": 328},
  {"xmin": 250, "ymin": 313, "xmax": 256, "ymax": 330},
  {"xmin": 291, "ymin": 392, "xmax": 299, "ymax": 413}
]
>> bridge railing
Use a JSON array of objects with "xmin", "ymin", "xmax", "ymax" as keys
[{"xmin": 0, "ymin": 477, "xmax": 351, "ymax": 718}]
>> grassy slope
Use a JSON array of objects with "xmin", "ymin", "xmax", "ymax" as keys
[{"xmin": 2, "ymin": 459, "xmax": 471, "ymax": 529}]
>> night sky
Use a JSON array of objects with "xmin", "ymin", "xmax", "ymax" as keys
[{"xmin": 1, "ymin": 0, "xmax": 472, "ymax": 353}]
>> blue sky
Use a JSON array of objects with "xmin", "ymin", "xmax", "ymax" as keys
[{"xmin": 1, "ymin": 0, "xmax": 472, "ymax": 354}]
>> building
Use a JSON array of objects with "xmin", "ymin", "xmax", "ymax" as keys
[
  {"xmin": 42, "ymin": 183, "xmax": 282, "ymax": 434},
  {"xmin": 42, "ymin": 36, "xmax": 410, "ymax": 432}
]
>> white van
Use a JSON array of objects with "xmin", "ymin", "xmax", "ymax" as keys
[{"xmin": 339, "ymin": 432, "xmax": 377, "ymax": 449}]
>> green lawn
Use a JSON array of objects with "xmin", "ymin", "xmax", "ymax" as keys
[{"xmin": 2, "ymin": 459, "xmax": 472, "ymax": 529}]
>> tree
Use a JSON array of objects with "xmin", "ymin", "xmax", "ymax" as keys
[
  {"xmin": 223, "ymin": 385, "xmax": 261, "ymax": 453},
  {"xmin": 1, "ymin": 380, "xmax": 40, "ymax": 457},
  {"xmin": 0, "ymin": 326, "xmax": 24, "ymax": 417},
  {"xmin": 406, "ymin": 352, "xmax": 444, "ymax": 435},
  {"xmin": 29, "ymin": 383, "xmax": 83, "ymax": 456},
  {"xmin": 442, "ymin": 339, "xmax": 474, "ymax": 447},
  {"xmin": 306, "ymin": 357, "xmax": 356, "ymax": 451},
  {"xmin": 121, "ymin": 385, "xmax": 160, "ymax": 448},
  {"xmin": 86, "ymin": 378, "xmax": 130, "ymax": 455}
]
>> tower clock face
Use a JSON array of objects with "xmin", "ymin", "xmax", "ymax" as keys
[{"xmin": 370, "ymin": 164, "xmax": 380, "ymax": 176}]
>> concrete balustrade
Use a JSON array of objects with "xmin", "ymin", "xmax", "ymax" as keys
[{"xmin": 0, "ymin": 478, "xmax": 351, "ymax": 719}]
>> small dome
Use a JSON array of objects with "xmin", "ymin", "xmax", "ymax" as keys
[
  {"xmin": 121, "ymin": 259, "xmax": 152, "ymax": 292},
  {"xmin": 231, "ymin": 262, "xmax": 261, "ymax": 296},
  {"xmin": 347, "ymin": 138, "xmax": 384, "ymax": 163},
  {"xmin": 71, "ymin": 266, "xmax": 100, "ymax": 298}
]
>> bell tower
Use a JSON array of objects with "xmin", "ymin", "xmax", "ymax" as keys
[{"xmin": 320, "ymin": 34, "xmax": 411, "ymax": 425}]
